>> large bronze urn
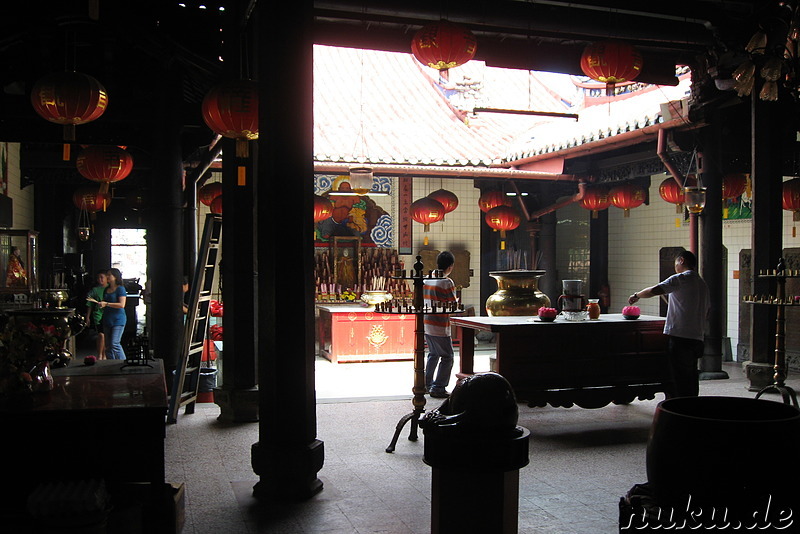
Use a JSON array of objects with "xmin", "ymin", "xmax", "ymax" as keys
[{"xmin": 485, "ymin": 270, "xmax": 551, "ymax": 316}]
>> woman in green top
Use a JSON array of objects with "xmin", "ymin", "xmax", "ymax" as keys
[{"xmin": 87, "ymin": 270, "xmax": 108, "ymax": 360}]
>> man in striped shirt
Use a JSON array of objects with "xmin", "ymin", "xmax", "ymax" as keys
[{"xmin": 423, "ymin": 251, "xmax": 458, "ymax": 398}]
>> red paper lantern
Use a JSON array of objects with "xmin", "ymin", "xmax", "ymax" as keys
[
  {"xmin": 72, "ymin": 186, "xmax": 111, "ymax": 213},
  {"xmin": 478, "ymin": 190, "xmax": 511, "ymax": 213},
  {"xmin": 783, "ymin": 178, "xmax": 800, "ymax": 237},
  {"xmin": 198, "ymin": 182, "xmax": 223, "ymax": 206},
  {"xmin": 427, "ymin": 189, "xmax": 458, "ymax": 220},
  {"xmin": 580, "ymin": 186, "xmax": 611, "ymax": 218},
  {"xmin": 659, "ymin": 178, "xmax": 685, "ymax": 213},
  {"xmin": 722, "ymin": 173, "xmax": 747, "ymax": 200},
  {"xmin": 30, "ymin": 71, "xmax": 109, "ymax": 160},
  {"xmin": 411, "ymin": 197, "xmax": 445, "ymax": 245},
  {"xmin": 211, "ymin": 195, "xmax": 223, "ymax": 215},
  {"xmin": 580, "ymin": 40, "xmax": 643, "ymax": 96},
  {"xmin": 202, "ymin": 79, "xmax": 258, "ymax": 185},
  {"xmin": 485, "ymin": 205, "xmax": 520, "ymax": 250},
  {"xmin": 202, "ymin": 79, "xmax": 258, "ymax": 153},
  {"xmin": 609, "ymin": 182, "xmax": 646, "ymax": 218},
  {"xmin": 411, "ymin": 21, "xmax": 477, "ymax": 72},
  {"xmin": 314, "ymin": 195, "xmax": 334, "ymax": 223},
  {"xmin": 76, "ymin": 146, "xmax": 134, "ymax": 195}
]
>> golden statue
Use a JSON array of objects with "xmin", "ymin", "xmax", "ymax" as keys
[{"xmin": 6, "ymin": 246, "xmax": 28, "ymax": 288}]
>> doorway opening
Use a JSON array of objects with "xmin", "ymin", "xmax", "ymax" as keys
[{"xmin": 110, "ymin": 228, "xmax": 147, "ymax": 335}]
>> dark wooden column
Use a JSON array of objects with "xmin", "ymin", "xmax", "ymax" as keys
[
  {"xmin": 745, "ymin": 95, "xmax": 786, "ymax": 390},
  {"xmin": 148, "ymin": 66, "xmax": 185, "ymax": 378},
  {"xmin": 194, "ymin": 1, "xmax": 260, "ymax": 422},
  {"xmin": 214, "ymin": 137, "xmax": 259, "ymax": 422},
  {"xmin": 588, "ymin": 208, "xmax": 609, "ymax": 307},
  {"xmin": 251, "ymin": 0, "xmax": 324, "ymax": 500},
  {"xmin": 697, "ymin": 117, "xmax": 728, "ymax": 380}
]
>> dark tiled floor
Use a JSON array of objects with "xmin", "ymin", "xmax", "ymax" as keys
[{"xmin": 166, "ymin": 359, "xmax": 798, "ymax": 534}]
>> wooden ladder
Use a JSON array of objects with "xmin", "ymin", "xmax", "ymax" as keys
[{"xmin": 167, "ymin": 213, "xmax": 222, "ymax": 423}]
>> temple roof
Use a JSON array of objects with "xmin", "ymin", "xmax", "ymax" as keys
[
  {"xmin": 313, "ymin": 45, "xmax": 575, "ymax": 168},
  {"xmin": 313, "ymin": 45, "xmax": 692, "ymax": 172}
]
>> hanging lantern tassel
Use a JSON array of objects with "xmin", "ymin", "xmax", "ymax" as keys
[
  {"xmin": 63, "ymin": 143, "xmax": 72, "ymax": 161},
  {"xmin": 236, "ymin": 139, "xmax": 248, "ymax": 186},
  {"xmin": 500, "ymin": 230, "xmax": 507, "ymax": 250},
  {"xmin": 624, "ymin": 208, "xmax": 631, "ymax": 218},
  {"xmin": 423, "ymin": 223, "xmax": 430, "ymax": 246},
  {"xmin": 794, "ymin": 212, "xmax": 799, "ymax": 238}
]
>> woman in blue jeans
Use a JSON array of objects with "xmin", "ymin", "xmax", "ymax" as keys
[{"xmin": 100, "ymin": 268, "xmax": 127, "ymax": 360}]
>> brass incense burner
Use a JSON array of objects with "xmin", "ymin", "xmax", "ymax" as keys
[
  {"xmin": 40, "ymin": 289, "xmax": 70, "ymax": 309},
  {"xmin": 360, "ymin": 290, "xmax": 393, "ymax": 306}
]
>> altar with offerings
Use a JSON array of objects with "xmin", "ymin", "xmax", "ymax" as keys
[{"xmin": 316, "ymin": 305, "xmax": 415, "ymax": 363}]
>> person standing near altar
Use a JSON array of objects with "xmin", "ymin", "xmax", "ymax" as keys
[
  {"xmin": 98, "ymin": 268, "xmax": 127, "ymax": 360},
  {"xmin": 423, "ymin": 251, "xmax": 458, "ymax": 399},
  {"xmin": 86, "ymin": 269, "xmax": 109, "ymax": 360}
]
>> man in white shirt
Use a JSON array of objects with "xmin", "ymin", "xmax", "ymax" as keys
[
  {"xmin": 423, "ymin": 251, "xmax": 458, "ymax": 398},
  {"xmin": 628, "ymin": 250, "xmax": 709, "ymax": 398}
]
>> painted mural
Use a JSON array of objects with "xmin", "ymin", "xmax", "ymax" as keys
[{"xmin": 314, "ymin": 174, "xmax": 394, "ymax": 247}]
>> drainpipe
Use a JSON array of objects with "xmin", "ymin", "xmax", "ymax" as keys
[
  {"xmin": 526, "ymin": 180, "xmax": 588, "ymax": 220},
  {"xmin": 657, "ymin": 128, "xmax": 698, "ymax": 255}
]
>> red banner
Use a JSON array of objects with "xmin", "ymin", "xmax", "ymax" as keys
[{"xmin": 399, "ymin": 176, "xmax": 412, "ymax": 254}]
